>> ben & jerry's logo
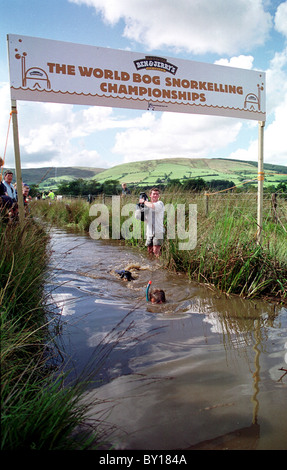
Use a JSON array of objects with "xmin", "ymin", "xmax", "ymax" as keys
[{"xmin": 134, "ymin": 56, "xmax": 178, "ymax": 75}]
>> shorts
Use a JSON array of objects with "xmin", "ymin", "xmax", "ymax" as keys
[{"xmin": 145, "ymin": 236, "xmax": 164, "ymax": 247}]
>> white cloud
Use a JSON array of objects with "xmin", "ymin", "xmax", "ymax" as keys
[
  {"xmin": 70, "ymin": 0, "xmax": 272, "ymax": 55},
  {"xmin": 228, "ymin": 40, "xmax": 287, "ymax": 167},
  {"xmin": 0, "ymin": 83, "xmax": 112, "ymax": 168},
  {"xmin": 274, "ymin": 1, "xmax": 287, "ymax": 38},
  {"xmin": 0, "ymin": 80, "xmax": 157, "ymax": 169},
  {"xmin": 265, "ymin": 46, "xmax": 287, "ymax": 115},
  {"xmin": 214, "ymin": 55, "xmax": 254, "ymax": 70},
  {"xmin": 229, "ymin": 93, "xmax": 287, "ymax": 166},
  {"xmin": 113, "ymin": 112, "xmax": 242, "ymax": 163},
  {"xmin": 265, "ymin": 94, "xmax": 287, "ymax": 165}
]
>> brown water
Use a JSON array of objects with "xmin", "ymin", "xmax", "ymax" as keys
[{"xmin": 49, "ymin": 229, "xmax": 287, "ymax": 450}]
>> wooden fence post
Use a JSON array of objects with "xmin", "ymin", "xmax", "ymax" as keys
[
  {"xmin": 271, "ymin": 193, "xmax": 278, "ymax": 223},
  {"xmin": 205, "ymin": 191, "xmax": 209, "ymax": 216}
]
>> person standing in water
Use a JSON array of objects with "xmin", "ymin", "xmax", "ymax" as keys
[{"xmin": 139, "ymin": 187, "xmax": 164, "ymax": 258}]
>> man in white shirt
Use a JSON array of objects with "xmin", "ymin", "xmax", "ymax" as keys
[
  {"xmin": 139, "ymin": 187, "xmax": 164, "ymax": 258},
  {"xmin": 3, "ymin": 170, "xmax": 17, "ymax": 201}
]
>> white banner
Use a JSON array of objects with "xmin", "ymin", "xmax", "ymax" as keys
[{"xmin": 7, "ymin": 34, "xmax": 266, "ymax": 121}]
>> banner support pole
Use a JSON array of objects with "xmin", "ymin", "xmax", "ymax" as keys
[
  {"xmin": 11, "ymin": 99, "xmax": 25, "ymax": 224},
  {"xmin": 257, "ymin": 120, "xmax": 265, "ymax": 244}
]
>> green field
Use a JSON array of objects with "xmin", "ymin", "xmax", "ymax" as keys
[
  {"xmin": 91, "ymin": 158, "xmax": 287, "ymax": 188},
  {"xmin": 6, "ymin": 158, "xmax": 287, "ymax": 190}
]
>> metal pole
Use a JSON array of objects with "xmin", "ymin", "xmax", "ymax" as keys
[
  {"xmin": 257, "ymin": 121, "xmax": 265, "ymax": 244},
  {"xmin": 11, "ymin": 99, "xmax": 25, "ymax": 224}
]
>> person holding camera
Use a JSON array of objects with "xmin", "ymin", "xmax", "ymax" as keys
[{"xmin": 138, "ymin": 187, "xmax": 164, "ymax": 258}]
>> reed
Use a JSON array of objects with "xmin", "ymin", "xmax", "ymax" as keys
[
  {"xmin": 0, "ymin": 219, "xmax": 49, "ymax": 324},
  {"xmin": 162, "ymin": 195, "xmax": 287, "ymax": 301},
  {"xmin": 32, "ymin": 199, "xmax": 91, "ymax": 231},
  {"xmin": 0, "ymin": 219, "xmax": 103, "ymax": 450}
]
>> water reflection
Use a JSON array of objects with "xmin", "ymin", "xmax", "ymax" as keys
[{"xmin": 48, "ymin": 229, "xmax": 287, "ymax": 450}]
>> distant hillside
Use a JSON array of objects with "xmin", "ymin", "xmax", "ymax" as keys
[
  {"xmin": 4, "ymin": 159, "xmax": 286, "ymax": 189},
  {"xmin": 92, "ymin": 158, "xmax": 287, "ymax": 187},
  {"xmin": 3, "ymin": 167, "xmax": 104, "ymax": 187},
  {"xmin": 223, "ymin": 158, "xmax": 287, "ymax": 175}
]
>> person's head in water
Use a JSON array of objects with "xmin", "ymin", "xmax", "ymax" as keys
[{"xmin": 150, "ymin": 289, "xmax": 166, "ymax": 304}]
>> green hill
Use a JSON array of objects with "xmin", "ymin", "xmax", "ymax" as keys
[
  {"xmin": 92, "ymin": 158, "xmax": 287, "ymax": 187},
  {"xmin": 4, "ymin": 159, "xmax": 286, "ymax": 190},
  {"xmin": 3, "ymin": 166, "xmax": 104, "ymax": 188}
]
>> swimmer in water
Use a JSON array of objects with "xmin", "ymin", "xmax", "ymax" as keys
[
  {"xmin": 115, "ymin": 270, "xmax": 135, "ymax": 281},
  {"xmin": 146, "ymin": 281, "xmax": 166, "ymax": 303},
  {"xmin": 150, "ymin": 289, "xmax": 166, "ymax": 304}
]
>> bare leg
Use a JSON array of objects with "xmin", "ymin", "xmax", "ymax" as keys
[
  {"xmin": 153, "ymin": 245, "xmax": 161, "ymax": 258},
  {"xmin": 147, "ymin": 245, "xmax": 154, "ymax": 256}
]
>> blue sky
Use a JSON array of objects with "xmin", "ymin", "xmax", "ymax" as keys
[{"xmin": 0, "ymin": 0, "xmax": 286, "ymax": 169}]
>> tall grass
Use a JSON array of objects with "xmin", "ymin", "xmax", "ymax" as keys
[
  {"xmin": 163, "ymin": 194, "xmax": 287, "ymax": 301},
  {"xmin": 1, "ymin": 219, "xmax": 49, "ymax": 323},
  {"xmin": 32, "ymin": 198, "xmax": 91, "ymax": 231},
  {"xmin": 0, "ymin": 219, "xmax": 103, "ymax": 450},
  {"xmin": 31, "ymin": 194, "xmax": 287, "ymax": 303}
]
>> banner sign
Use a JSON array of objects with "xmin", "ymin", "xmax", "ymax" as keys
[{"xmin": 7, "ymin": 34, "xmax": 266, "ymax": 121}]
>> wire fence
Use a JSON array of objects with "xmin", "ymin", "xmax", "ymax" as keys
[
  {"xmin": 55, "ymin": 191, "xmax": 287, "ymax": 227},
  {"xmin": 200, "ymin": 192, "xmax": 287, "ymax": 230}
]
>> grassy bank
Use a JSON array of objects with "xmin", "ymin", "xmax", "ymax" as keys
[
  {"xmin": 31, "ymin": 193, "xmax": 287, "ymax": 303},
  {"xmin": 164, "ymin": 206, "xmax": 286, "ymax": 302},
  {"xmin": 0, "ymin": 219, "xmax": 102, "ymax": 450}
]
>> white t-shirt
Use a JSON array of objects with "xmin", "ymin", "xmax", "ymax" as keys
[{"xmin": 145, "ymin": 200, "xmax": 164, "ymax": 238}]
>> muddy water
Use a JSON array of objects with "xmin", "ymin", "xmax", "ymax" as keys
[{"xmin": 49, "ymin": 228, "xmax": 287, "ymax": 450}]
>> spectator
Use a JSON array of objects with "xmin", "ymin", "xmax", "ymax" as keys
[
  {"xmin": 0, "ymin": 156, "xmax": 4, "ymax": 181},
  {"xmin": 23, "ymin": 184, "xmax": 30, "ymax": 204},
  {"xmin": 87, "ymin": 193, "xmax": 93, "ymax": 204},
  {"xmin": 47, "ymin": 190, "xmax": 55, "ymax": 200},
  {"xmin": 2, "ymin": 170, "xmax": 17, "ymax": 201},
  {"xmin": 121, "ymin": 182, "xmax": 131, "ymax": 196},
  {"xmin": 22, "ymin": 184, "xmax": 30, "ymax": 216},
  {"xmin": 0, "ymin": 172, "xmax": 15, "ymax": 222},
  {"xmin": 0, "ymin": 181, "xmax": 13, "ymax": 215}
]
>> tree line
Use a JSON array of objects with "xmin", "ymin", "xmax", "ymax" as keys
[
  {"xmin": 48, "ymin": 177, "xmax": 236, "ymax": 196},
  {"xmin": 28, "ymin": 177, "xmax": 287, "ymax": 198}
]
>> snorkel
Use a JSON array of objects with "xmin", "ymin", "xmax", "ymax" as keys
[{"xmin": 146, "ymin": 281, "xmax": 152, "ymax": 301}]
